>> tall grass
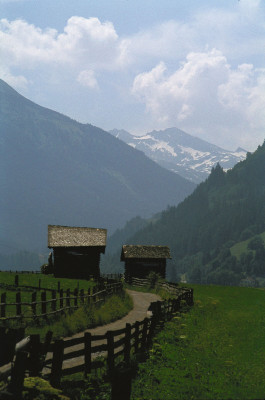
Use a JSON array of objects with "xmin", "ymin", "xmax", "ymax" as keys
[
  {"xmin": 131, "ymin": 284, "xmax": 265, "ymax": 399},
  {"xmin": 26, "ymin": 290, "xmax": 133, "ymax": 340},
  {"xmin": 0, "ymin": 271, "xmax": 95, "ymax": 291}
]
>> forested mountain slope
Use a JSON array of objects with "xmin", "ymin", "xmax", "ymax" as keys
[
  {"xmin": 0, "ymin": 79, "xmax": 195, "ymax": 256},
  {"xmin": 108, "ymin": 142, "xmax": 265, "ymax": 285}
]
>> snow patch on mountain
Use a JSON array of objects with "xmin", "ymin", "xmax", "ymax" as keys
[{"xmin": 109, "ymin": 128, "xmax": 247, "ymax": 183}]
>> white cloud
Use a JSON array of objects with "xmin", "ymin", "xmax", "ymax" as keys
[
  {"xmin": 132, "ymin": 50, "xmax": 265, "ymax": 150},
  {"xmin": 0, "ymin": 16, "xmax": 125, "ymax": 88},
  {"xmin": 0, "ymin": 65, "xmax": 28, "ymax": 89},
  {"xmin": 0, "ymin": 5, "xmax": 264, "ymax": 150},
  {"xmin": 77, "ymin": 69, "xmax": 98, "ymax": 89}
]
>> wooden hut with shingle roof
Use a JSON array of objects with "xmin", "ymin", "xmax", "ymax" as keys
[
  {"xmin": 120, "ymin": 245, "xmax": 171, "ymax": 283},
  {"xmin": 48, "ymin": 225, "xmax": 107, "ymax": 279}
]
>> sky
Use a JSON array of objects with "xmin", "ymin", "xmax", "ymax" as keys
[{"xmin": 0, "ymin": 0, "xmax": 264, "ymax": 151}]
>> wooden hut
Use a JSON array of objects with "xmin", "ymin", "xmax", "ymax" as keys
[
  {"xmin": 48, "ymin": 225, "xmax": 107, "ymax": 279},
  {"xmin": 120, "ymin": 245, "xmax": 171, "ymax": 283}
]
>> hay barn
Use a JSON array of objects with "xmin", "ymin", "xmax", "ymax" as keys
[
  {"xmin": 48, "ymin": 225, "xmax": 107, "ymax": 279},
  {"xmin": 121, "ymin": 245, "xmax": 171, "ymax": 282}
]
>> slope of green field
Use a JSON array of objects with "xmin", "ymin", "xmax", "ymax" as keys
[
  {"xmin": 131, "ymin": 284, "xmax": 265, "ymax": 400},
  {"xmin": 0, "ymin": 272, "xmax": 96, "ymax": 291},
  {"xmin": 230, "ymin": 232, "xmax": 265, "ymax": 259}
]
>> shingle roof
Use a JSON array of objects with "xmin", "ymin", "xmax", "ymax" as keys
[
  {"xmin": 48, "ymin": 225, "xmax": 107, "ymax": 248},
  {"xmin": 121, "ymin": 245, "xmax": 171, "ymax": 260}
]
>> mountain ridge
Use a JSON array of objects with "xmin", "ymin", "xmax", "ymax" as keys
[
  {"xmin": 0, "ymin": 79, "xmax": 195, "ymax": 256},
  {"xmin": 110, "ymin": 127, "xmax": 247, "ymax": 183},
  {"xmin": 103, "ymin": 141, "xmax": 265, "ymax": 285}
]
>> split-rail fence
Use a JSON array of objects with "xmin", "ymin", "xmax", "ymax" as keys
[
  {"xmin": 0, "ymin": 281, "xmax": 193, "ymax": 399},
  {"xmin": 0, "ymin": 282, "xmax": 122, "ymax": 321}
]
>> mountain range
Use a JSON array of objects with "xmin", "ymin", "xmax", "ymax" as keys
[
  {"xmin": 104, "ymin": 140, "xmax": 265, "ymax": 285},
  {"xmin": 0, "ymin": 79, "xmax": 195, "ymax": 258},
  {"xmin": 110, "ymin": 128, "xmax": 247, "ymax": 183}
]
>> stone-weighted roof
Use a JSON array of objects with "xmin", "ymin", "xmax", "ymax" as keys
[
  {"xmin": 121, "ymin": 245, "xmax": 171, "ymax": 260},
  {"xmin": 48, "ymin": 225, "xmax": 107, "ymax": 248}
]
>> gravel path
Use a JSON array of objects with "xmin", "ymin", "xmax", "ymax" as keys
[
  {"xmin": 66, "ymin": 289, "xmax": 161, "ymax": 339},
  {"xmin": 45, "ymin": 289, "xmax": 161, "ymax": 372}
]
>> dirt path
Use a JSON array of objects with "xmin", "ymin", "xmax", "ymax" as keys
[
  {"xmin": 45, "ymin": 289, "xmax": 161, "ymax": 372},
  {"xmin": 0, "ymin": 289, "xmax": 161, "ymax": 378},
  {"xmin": 67, "ymin": 289, "xmax": 161, "ymax": 339}
]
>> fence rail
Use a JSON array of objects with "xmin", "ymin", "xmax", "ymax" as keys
[
  {"xmin": 0, "ymin": 276, "xmax": 193, "ymax": 399},
  {"xmin": 0, "ymin": 282, "xmax": 123, "ymax": 321}
]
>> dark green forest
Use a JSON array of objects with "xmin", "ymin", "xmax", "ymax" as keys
[{"xmin": 104, "ymin": 141, "xmax": 265, "ymax": 286}]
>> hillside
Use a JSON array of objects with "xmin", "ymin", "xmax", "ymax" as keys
[
  {"xmin": 110, "ymin": 127, "xmax": 246, "ymax": 183},
  {"xmin": 106, "ymin": 142, "xmax": 265, "ymax": 285},
  {"xmin": 0, "ymin": 79, "xmax": 195, "ymax": 259}
]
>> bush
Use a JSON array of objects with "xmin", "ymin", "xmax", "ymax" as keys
[
  {"xmin": 147, "ymin": 271, "xmax": 163, "ymax": 289},
  {"xmin": 40, "ymin": 263, "xmax": 54, "ymax": 275}
]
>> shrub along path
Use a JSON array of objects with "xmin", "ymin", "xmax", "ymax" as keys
[{"xmin": 44, "ymin": 289, "xmax": 161, "ymax": 372}]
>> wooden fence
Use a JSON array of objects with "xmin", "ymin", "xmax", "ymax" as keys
[
  {"xmin": 44, "ymin": 288, "xmax": 193, "ymax": 386},
  {"xmin": 0, "ymin": 282, "xmax": 123, "ymax": 321},
  {"xmin": 0, "ymin": 281, "xmax": 193, "ymax": 399},
  {"xmin": 0, "ymin": 290, "xmax": 191, "ymax": 391}
]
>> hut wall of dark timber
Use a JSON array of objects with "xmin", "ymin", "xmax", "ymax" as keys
[
  {"xmin": 48, "ymin": 225, "xmax": 107, "ymax": 280},
  {"xmin": 120, "ymin": 245, "xmax": 171, "ymax": 283}
]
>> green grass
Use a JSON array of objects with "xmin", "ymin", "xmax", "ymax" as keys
[
  {"xmin": 25, "ymin": 290, "xmax": 133, "ymax": 340},
  {"xmin": 0, "ymin": 272, "xmax": 96, "ymax": 320},
  {"xmin": 124, "ymin": 283, "xmax": 173, "ymax": 300},
  {"xmin": 131, "ymin": 284, "xmax": 265, "ymax": 400},
  {"xmin": 0, "ymin": 271, "xmax": 96, "ymax": 291},
  {"xmin": 230, "ymin": 231, "xmax": 265, "ymax": 259}
]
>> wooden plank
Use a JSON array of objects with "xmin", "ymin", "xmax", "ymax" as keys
[
  {"xmin": 114, "ymin": 348, "xmax": 124, "ymax": 358},
  {"xmin": 50, "ymin": 339, "xmax": 64, "ymax": 388},
  {"xmin": 0, "ymin": 293, "xmax": 6, "ymax": 317},
  {"xmin": 16, "ymin": 291, "xmax": 21, "ymax": 316},
  {"xmin": 92, "ymin": 343, "xmax": 108, "ymax": 353},
  {"xmin": 112, "ymin": 327, "xmax": 126, "ymax": 337},
  {"xmin": 124, "ymin": 323, "xmax": 131, "ymax": 363},
  {"xmin": 84, "ymin": 332, "xmax": 92, "ymax": 375},
  {"xmin": 106, "ymin": 331, "xmax": 114, "ymax": 371},
  {"xmin": 91, "ymin": 333, "xmax": 107, "ymax": 341},
  {"xmin": 113, "ymin": 337, "xmax": 125, "ymax": 349},
  {"xmin": 63, "ymin": 348, "xmax": 84, "ymax": 361},
  {"xmin": 63, "ymin": 336, "xmax": 84, "ymax": 348},
  {"xmin": 61, "ymin": 364, "xmax": 84, "ymax": 376}
]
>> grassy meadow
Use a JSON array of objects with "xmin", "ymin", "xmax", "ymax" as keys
[
  {"xmin": 0, "ymin": 271, "xmax": 96, "ymax": 291},
  {"xmin": 0, "ymin": 271, "xmax": 133, "ymax": 340},
  {"xmin": 131, "ymin": 284, "xmax": 265, "ymax": 400},
  {"xmin": 230, "ymin": 231, "xmax": 265, "ymax": 259}
]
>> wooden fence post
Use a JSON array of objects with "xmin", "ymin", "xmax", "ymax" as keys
[
  {"xmin": 51, "ymin": 290, "xmax": 57, "ymax": 312},
  {"xmin": 16, "ymin": 291, "xmax": 22, "ymax": 316},
  {"xmin": 38, "ymin": 279, "xmax": 41, "ymax": 290},
  {"xmin": 73, "ymin": 288, "xmax": 78, "ymax": 307},
  {"xmin": 147, "ymin": 316, "xmax": 156, "ymax": 347},
  {"xmin": 41, "ymin": 291, "xmax": 46, "ymax": 315},
  {"xmin": 14, "ymin": 274, "xmax": 19, "ymax": 287},
  {"xmin": 87, "ymin": 289, "xmax": 90, "ymax": 306},
  {"xmin": 141, "ymin": 318, "xmax": 148, "ymax": 351},
  {"xmin": 66, "ymin": 289, "xmax": 70, "ymax": 308},
  {"xmin": 28, "ymin": 334, "xmax": 41, "ymax": 376},
  {"xmin": 1, "ymin": 292, "xmax": 6, "ymax": 317},
  {"xmin": 80, "ymin": 289, "xmax": 84, "ymax": 304},
  {"xmin": 50, "ymin": 339, "xmax": 64, "ymax": 388},
  {"xmin": 59, "ymin": 289, "xmax": 64, "ymax": 309},
  {"xmin": 106, "ymin": 331, "xmax": 115, "ymax": 372},
  {"xmin": 57, "ymin": 281, "xmax": 60, "ymax": 293},
  {"xmin": 9, "ymin": 351, "xmax": 28, "ymax": 398},
  {"xmin": 84, "ymin": 332, "xmax": 92, "ymax": 376},
  {"xmin": 134, "ymin": 321, "xmax": 140, "ymax": 353},
  {"xmin": 124, "ymin": 323, "xmax": 131, "ymax": 364},
  {"xmin": 31, "ymin": 291, "xmax": 37, "ymax": 316}
]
